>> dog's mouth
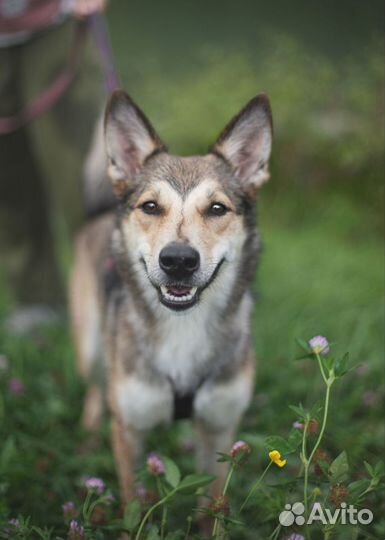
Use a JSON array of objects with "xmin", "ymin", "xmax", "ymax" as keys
[
  {"xmin": 140, "ymin": 258, "xmax": 225, "ymax": 312},
  {"xmin": 159, "ymin": 285, "xmax": 199, "ymax": 311}
]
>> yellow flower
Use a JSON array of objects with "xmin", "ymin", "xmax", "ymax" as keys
[{"xmin": 269, "ymin": 450, "xmax": 287, "ymax": 468}]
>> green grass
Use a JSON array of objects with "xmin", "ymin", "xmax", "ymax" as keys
[{"xmin": 0, "ymin": 185, "xmax": 383, "ymax": 538}]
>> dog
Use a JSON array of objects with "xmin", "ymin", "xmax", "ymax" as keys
[{"xmin": 69, "ymin": 89, "xmax": 273, "ymax": 505}]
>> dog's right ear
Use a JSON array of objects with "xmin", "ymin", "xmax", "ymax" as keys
[{"xmin": 104, "ymin": 90, "xmax": 165, "ymax": 197}]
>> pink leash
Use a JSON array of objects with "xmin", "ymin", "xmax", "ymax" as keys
[
  {"xmin": 0, "ymin": 14, "xmax": 119, "ymax": 135},
  {"xmin": 88, "ymin": 13, "xmax": 120, "ymax": 94}
]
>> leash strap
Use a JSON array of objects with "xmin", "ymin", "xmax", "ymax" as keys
[
  {"xmin": 88, "ymin": 13, "xmax": 120, "ymax": 94},
  {"xmin": 0, "ymin": 11, "xmax": 120, "ymax": 135},
  {"xmin": 0, "ymin": 20, "xmax": 88, "ymax": 135}
]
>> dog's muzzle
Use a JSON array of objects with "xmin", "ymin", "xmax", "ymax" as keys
[
  {"xmin": 157, "ymin": 242, "xmax": 200, "ymax": 311},
  {"xmin": 141, "ymin": 245, "xmax": 225, "ymax": 312}
]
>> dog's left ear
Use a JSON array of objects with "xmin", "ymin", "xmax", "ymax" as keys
[
  {"xmin": 212, "ymin": 94, "xmax": 273, "ymax": 198},
  {"xmin": 104, "ymin": 90, "xmax": 165, "ymax": 197}
]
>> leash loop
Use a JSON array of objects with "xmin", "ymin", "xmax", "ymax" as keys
[{"xmin": 0, "ymin": 13, "xmax": 119, "ymax": 135}]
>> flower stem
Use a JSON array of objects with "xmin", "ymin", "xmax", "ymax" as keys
[
  {"xmin": 82, "ymin": 491, "xmax": 92, "ymax": 524},
  {"xmin": 239, "ymin": 460, "xmax": 273, "ymax": 513},
  {"xmin": 316, "ymin": 352, "xmax": 328, "ymax": 384},
  {"xmin": 184, "ymin": 516, "xmax": 192, "ymax": 540},
  {"xmin": 301, "ymin": 419, "xmax": 310, "ymax": 514},
  {"xmin": 160, "ymin": 500, "xmax": 167, "ymax": 538},
  {"xmin": 357, "ymin": 484, "xmax": 374, "ymax": 504},
  {"xmin": 212, "ymin": 464, "xmax": 235, "ymax": 539},
  {"xmin": 303, "ymin": 369, "xmax": 334, "ymax": 518},
  {"xmin": 85, "ymin": 498, "xmax": 103, "ymax": 523},
  {"xmin": 135, "ymin": 490, "xmax": 175, "ymax": 540},
  {"xmin": 268, "ymin": 523, "xmax": 282, "ymax": 540},
  {"xmin": 308, "ymin": 380, "xmax": 332, "ymax": 465},
  {"xmin": 156, "ymin": 478, "xmax": 167, "ymax": 539},
  {"xmin": 301, "ymin": 418, "xmax": 309, "ymax": 463}
]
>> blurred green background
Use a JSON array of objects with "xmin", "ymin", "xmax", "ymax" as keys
[{"xmin": 0, "ymin": 0, "xmax": 384, "ymax": 537}]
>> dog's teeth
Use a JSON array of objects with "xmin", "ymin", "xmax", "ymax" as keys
[{"xmin": 160, "ymin": 286, "xmax": 198, "ymax": 303}]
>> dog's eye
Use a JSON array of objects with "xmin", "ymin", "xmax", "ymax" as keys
[
  {"xmin": 207, "ymin": 202, "xmax": 229, "ymax": 217},
  {"xmin": 141, "ymin": 201, "xmax": 161, "ymax": 215}
]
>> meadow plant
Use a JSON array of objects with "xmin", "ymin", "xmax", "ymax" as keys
[{"xmin": 1, "ymin": 337, "xmax": 383, "ymax": 540}]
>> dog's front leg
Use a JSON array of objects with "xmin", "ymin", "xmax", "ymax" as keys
[
  {"xmin": 108, "ymin": 369, "xmax": 143, "ymax": 505},
  {"xmin": 194, "ymin": 421, "xmax": 237, "ymax": 538},
  {"xmin": 194, "ymin": 358, "xmax": 255, "ymax": 498},
  {"xmin": 111, "ymin": 415, "xmax": 140, "ymax": 504},
  {"xmin": 195, "ymin": 420, "xmax": 237, "ymax": 498},
  {"xmin": 194, "ymin": 360, "xmax": 255, "ymax": 537},
  {"xmin": 109, "ymin": 369, "xmax": 173, "ymax": 504}
]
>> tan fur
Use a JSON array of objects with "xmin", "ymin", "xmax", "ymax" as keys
[
  {"xmin": 69, "ymin": 215, "xmax": 113, "ymax": 372},
  {"xmin": 109, "ymin": 364, "xmax": 139, "ymax": 503},
  {"xmin": 82, "ymin": 384, "xmax": 103, "ymax": 432},
  {"xmin": 69, "ymin": 214, "xmax": 114, "ymax": 429}
]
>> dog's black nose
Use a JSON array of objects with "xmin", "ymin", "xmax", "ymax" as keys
[{"xmin": 159, "ymin": 242, "xmax": 200, "ymax": 279}]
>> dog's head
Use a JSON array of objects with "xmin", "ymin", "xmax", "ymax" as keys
[{"xmin": 104, "ymin": 91, "xmax": 272, "ymax": 313}]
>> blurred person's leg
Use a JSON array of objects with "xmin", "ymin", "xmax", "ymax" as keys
[
  {"xmin": 24, "ymin": 20, "xmax": 104, "ymax": 249},
  {"xmin": 0, "ymin": 45, "xmax": 63, "ymax": 308}
]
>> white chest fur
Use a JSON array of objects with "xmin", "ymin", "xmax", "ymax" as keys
[
  {"xmin": 154, "ymin": 301, "xmax": 215, "ymax": 393},
  {"xmin": 115, "ymin": 294, "xmax": 253, "ymax": 431}
]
